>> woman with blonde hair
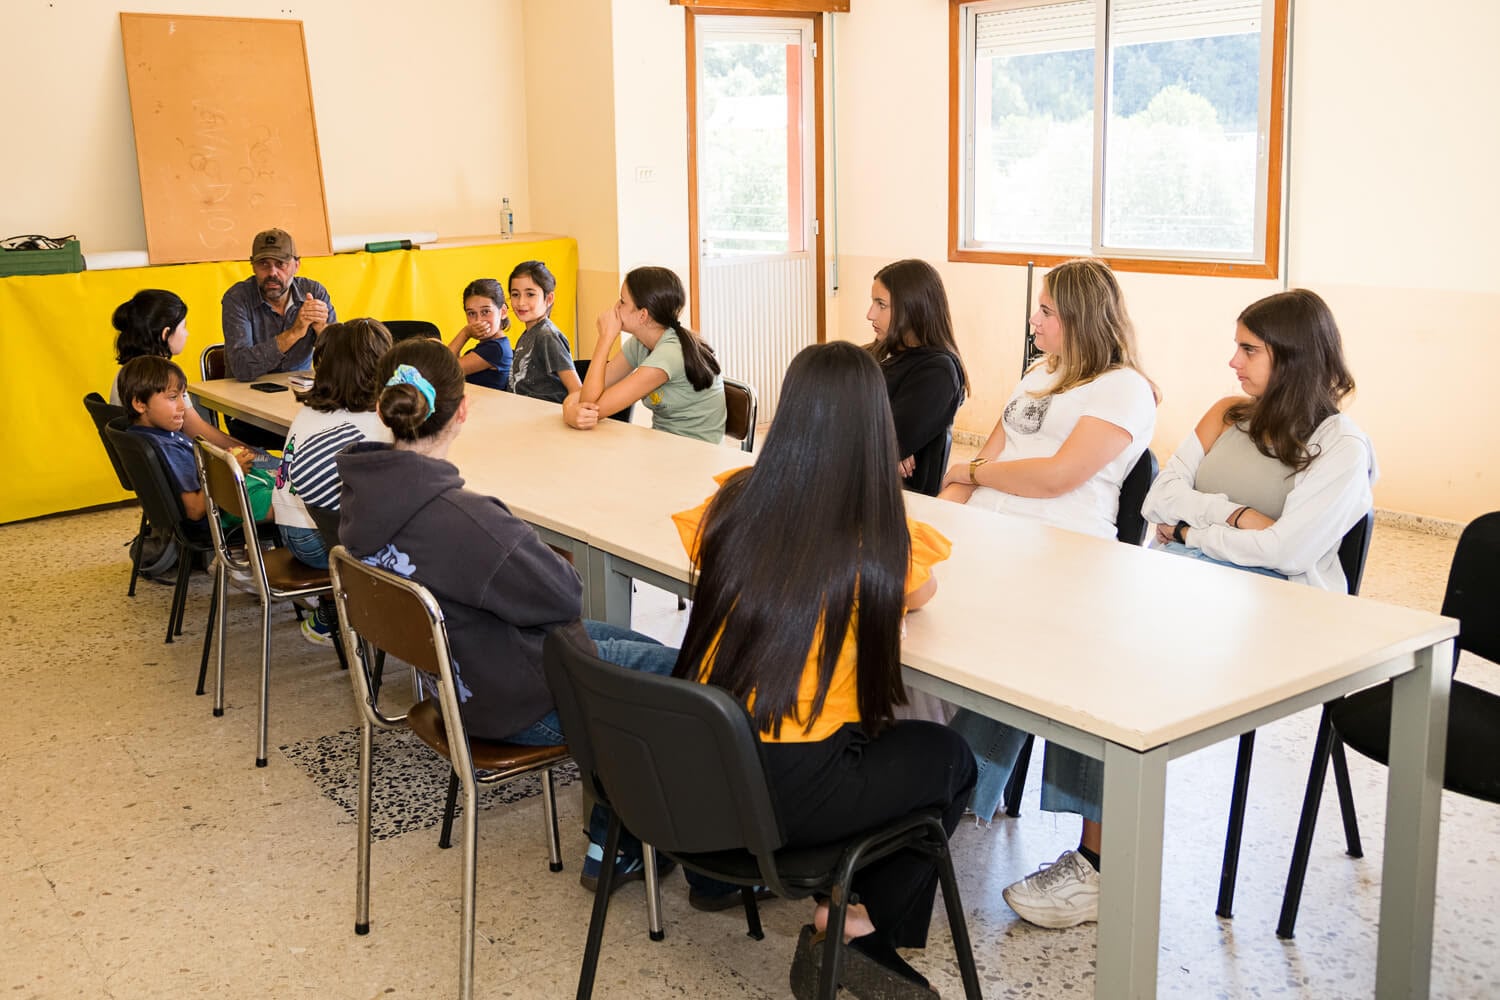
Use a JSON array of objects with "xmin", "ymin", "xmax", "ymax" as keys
[{"xmin": 938, "ymin": 258, "xmax": 1157, "ymax": 929}]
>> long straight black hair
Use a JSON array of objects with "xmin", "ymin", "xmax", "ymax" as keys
[
  {"xmin": 867, "ymin": 258, "xmax": 970, "ymax": 396},
  {"xmin": 673, "ymin": 341, "xmax": 910, "ymax": 738}
]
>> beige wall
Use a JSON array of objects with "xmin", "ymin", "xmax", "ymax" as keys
[
  {"xmin": 826, "ymin": 0, "xmax": 1500, "ymax": 522},
  {"xmin": 522, "ymin": 0, "xmax": 620, "ymax": 350},
  {"xmin": 2, "ymin": 0, "xmax": 528, "ymax": 254}
]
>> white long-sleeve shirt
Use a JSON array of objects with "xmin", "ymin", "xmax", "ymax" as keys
[{"xmin": 1141, "ymin": 413, "xmax": 1377, "ymax": 591}]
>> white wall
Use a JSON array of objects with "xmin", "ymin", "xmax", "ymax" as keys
[
  {"xmin": 1, "ymin": 0, "xmax": 529, "ymax": 253},
  {"xmin": 825, "ymin": 0, "xmax": 1500, "ymax": 522}
]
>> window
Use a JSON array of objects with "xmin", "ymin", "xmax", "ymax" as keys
[{"xmin": 950, "ymin": 0, "xmax": 1288, "ymax": 277}]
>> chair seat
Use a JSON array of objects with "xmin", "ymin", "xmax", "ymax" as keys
[
  {"xmin": 665, "ymin": 806, "xmax": 949, "ymax": 899},
  {"xmin": 407, "ymin": 700, "xmax": 570, "ymax": 777},
  {"xmin": 260, "ymin": 548, "xmax": 333, "ymax": 592},
  {"xmin": 1332, "ymin": 679, "xmax": 1500, "ymax": 803}
]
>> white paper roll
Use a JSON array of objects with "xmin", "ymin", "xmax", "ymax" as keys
[{"xmin": 84, "ymin": 250, "xmax": 152, "ymax": 271}]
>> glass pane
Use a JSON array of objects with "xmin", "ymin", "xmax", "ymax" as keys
[
  {"xmin": 700, "ymin": 35, "xmax": 800, "ymax": 256},
  {"xmin": 971, "ymin": 3, "xmax": 1095, "ymax": 250},
  {"xmin": 1103, "ymin": 0, "xmax": 1264, "ymax": 253}
]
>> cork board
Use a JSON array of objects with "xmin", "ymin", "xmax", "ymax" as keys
[{"xmin": 120, "ymin": 13, "xmax": 332, "ymax": 265}]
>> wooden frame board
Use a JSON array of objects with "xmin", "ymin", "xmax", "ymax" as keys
[{"xmin": 120, "ymin": 13, "xmax": 332, "ymax": 265}]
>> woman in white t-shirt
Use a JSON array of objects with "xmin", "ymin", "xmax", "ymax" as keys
[
  {"xmin": 272, "ymin": 318, "xmax": 394, "ymax": 643},
  {"xmin": 937, "ymin": 258, "xmax": 1157, "ymax": 930}
]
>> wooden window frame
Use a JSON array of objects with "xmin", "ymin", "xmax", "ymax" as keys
[{"xmin": 948, "ymin": 0, "xmax": 1290, "ymax": 279}]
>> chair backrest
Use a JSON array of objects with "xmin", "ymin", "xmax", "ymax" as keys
[
  {"xmin": 543, "ymin": 627, "xmax": 785, "ymax": 858},
  {"xmin": 572, "ymin": 358, "xmax": 633, "ymax": 423},
  {"xmin": 1115, "ymin": 448, "xmax": 1158, "ymax": 545},
  {"xmin": 383, "ymin": 320, "xmax": 442, "ymax": 342},
  {"xmin": 194, "ymin": 438, "xmax": 272, "ymax": 595},
  {"xmin": 200, "ymin": 344, "xmax": 226, "ymax": 381},
  {"xmin": 1338, "ymin": 509, "xmax": 1376, "ymax": 597},
  {"xmin": 329, "ymin": 546, "xmax": 467, "ymax": 744},
  {"xmin": 103, "ymin": 419, "xmax": 193, "ymax": 543},
  {"xmin": 1441, "ymin": 510, "xmax": 1500, "ymax": 667},
  {"xmin": 722, "ymin": 377, "xmax": 758, "ymax": 452},
  {"xmin": 84, "ymin": 392, "xmax": 133, "ymax": 491}
]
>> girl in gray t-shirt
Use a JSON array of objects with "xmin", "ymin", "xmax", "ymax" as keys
[{"xmin": 506, "ymin": 260, "xmax": 581, "ymax": 404}]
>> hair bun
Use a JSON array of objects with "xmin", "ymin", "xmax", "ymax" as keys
[{"xmin": 378, "ymin": 382, "xmax": 430, "ymax": 440}]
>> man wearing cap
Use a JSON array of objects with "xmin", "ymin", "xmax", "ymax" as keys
[{"xmin": 220, "ymin": 228, "xmax": 337, "ymax": 381}]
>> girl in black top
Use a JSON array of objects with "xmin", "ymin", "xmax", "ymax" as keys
[{"xmin": 865, "ymin": 260, "xmax": 969, "ymax": 496}]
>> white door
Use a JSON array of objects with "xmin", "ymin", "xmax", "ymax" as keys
[{"xmin": 692, "ymin": 16, "xmax": 819, "ymax": 423}]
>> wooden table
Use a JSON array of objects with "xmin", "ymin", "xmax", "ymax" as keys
[{"xmin": 191, "ymin": 373, "xmax": 1457, "ymax": 999}]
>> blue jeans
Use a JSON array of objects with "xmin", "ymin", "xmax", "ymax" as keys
[
  {"xmin": 950, "ymin": 710, "xmax": 1031, "ymax": 822},
  {"xmin": 279, "ymin": 524, "xmax": 328, "ymax": 569},
  {"xmin": 505, "ymin": 620, "xmax": 679, "ymax": 745},
  {"xmin": 1156, "ymin": 540, "xmax": 1287, "ymax": 580}
]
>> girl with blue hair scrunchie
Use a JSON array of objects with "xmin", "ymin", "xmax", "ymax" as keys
[{"xmin": 338, "ymin": 336, "xmax": 682, "ymax": 892}]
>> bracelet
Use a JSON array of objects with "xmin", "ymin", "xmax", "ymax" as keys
[
  {"xmin": 968, "ymin": 457, "xmax": 989, "ymax": 486},
  {"xmin": 1230, "ymin": 506, "xmax": 1247, "ymax": 528}
]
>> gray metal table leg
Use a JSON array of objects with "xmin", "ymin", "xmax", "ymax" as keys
[
  {"xmin": 1097, "ymin": 742, "xmax": 1168, "ymax": 999},
  {"xmin": 586, "ymin": 550, "xmax": 635, "ymax": 627},
  {"xmin": 1375, "ymin": 641, "xmax": 1451, "ymax": 999}
]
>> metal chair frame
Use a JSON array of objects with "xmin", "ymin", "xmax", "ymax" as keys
[
  {"xmin": 85, "ymin": 392, "xmax": 150, "ymax": 596},
  {"xmin": 195, "ymin": 438, "xmax": 347, "ymax": 766},
  {"xmin": 328, "ymin": 546, "xmax": 569, "ymax": 1000}
]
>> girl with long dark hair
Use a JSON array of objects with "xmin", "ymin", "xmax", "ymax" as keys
[
  {"xmin": 671, "ymin": 341, "xmax": 974, "ymax": 997},
  {"xmin": 866, "ymin": 259, "xmax": 970, "ymax": 496},
  {"xmin": 563, "ymin": 266, "xmax": 726, "ymax": 443}
]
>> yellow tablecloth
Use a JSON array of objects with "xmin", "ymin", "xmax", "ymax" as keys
[{"xmin": 0, "ymin": 237, "xmax": 578, "ymax": 523}]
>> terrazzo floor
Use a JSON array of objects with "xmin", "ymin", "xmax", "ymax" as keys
[{"xmin": 1, "ymin": 504, "xmax": 1495, "ymax": 999}]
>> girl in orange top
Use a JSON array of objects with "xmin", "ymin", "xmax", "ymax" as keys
[{"xmin": 670, "ymin": 342, "xmax": 975, "ymax": 998}]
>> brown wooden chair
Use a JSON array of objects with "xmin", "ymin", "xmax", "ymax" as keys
[
  {"xmin": 328, "ymin": 546, "xmax": 569, "ymax": 1000},
  {"xmin": 197, "ymin": 344, "xmax": 227, "ymax": 430},
  {"xmin": 195, "ymin": 439, "xmax": 347, "ymax": 767},
  {"xmin": 722, "ymin": 376, "xmax": 757, "ymax": 453}
]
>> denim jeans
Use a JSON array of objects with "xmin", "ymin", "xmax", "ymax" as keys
[
  {"xmin": 1157, "ymin": 540, "xmax": 1287, "ymax": 580},
  {"xmin": 279, "ymin": 524, "xmax": 328, "ymax": 569},
  {"xmin": 950, "ymin": 709, "xmax": 1031, "ymax": 822}
]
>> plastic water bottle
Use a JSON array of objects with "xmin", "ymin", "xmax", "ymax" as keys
[{"xmin": 502, "ymin": 198, "xmax": 514, "ymax": 240}]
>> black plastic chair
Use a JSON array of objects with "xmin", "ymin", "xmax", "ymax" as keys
[
  {"xmin": 999, "ymin": 447, "xmax": 1159, "ymax": 817},
  {"xmin": 103, "ymin": 420, "xmax": 219, "ymax": 675},
  {"xmin": 722, "ymin": 377, "xmax": 758, "ymax": 452},
  {"xmin": 383, "ymin": 320, "xmax": 442, "ymax": 342},
  {"xmin": 84, "ymin": 392, "xmax": 152, "ymax": 596},
  {"xmin": 1214, "ymin": 509, "xmax": 1375, "ymax": 919},
  {"xmin": 542, "ymin": 627, "xmax": 983, "ymax": 1000},
  {"xmin": 573, "ymin": 358, "xmax": 633, "ymax": 423},
  {"xmin": 1275, "ymin": 510, "xmax": 1500, "ymax": 938}
]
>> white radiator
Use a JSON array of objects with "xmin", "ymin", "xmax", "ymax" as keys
[{"xmin": 698, "ymin": 252, "xmax": 816, "ymax": 425}]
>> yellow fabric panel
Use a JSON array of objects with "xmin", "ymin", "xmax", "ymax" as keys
[{"xmin": 0, "ymin": 238, "xmax": 578, "ymax": 523}]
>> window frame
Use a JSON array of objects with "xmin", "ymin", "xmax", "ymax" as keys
[{"xmin": 947, "ymin": 0, "xmax": 1290, "ymax": 278}]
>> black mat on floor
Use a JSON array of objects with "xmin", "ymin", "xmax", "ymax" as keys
[{"xmin": 279, "ymin": 726, "xmax": 578, "ymax": 842}]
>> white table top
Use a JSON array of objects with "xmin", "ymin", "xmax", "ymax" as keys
[{"xmin": 191, "ymin": 374, "xmax": 1459, "ymax": 753}]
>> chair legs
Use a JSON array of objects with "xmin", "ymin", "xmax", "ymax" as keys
[
  {"xmin": 196, "ymin": 571, "xmax": 220, "ymax": 696},
  {"xmin": 931, "ymin": 819, "xmax": 985, "ymax": 1000},
  {"xmin": 643, "ymin": 847, "xmax": 665, "ymax": 942},
  {"xmin": 127, "ymin": 511, "xmax": 148, "ymax": 598},
  {"xmin": 1003, "ymin": 734, "xmax": 1036, "ymax": 817},
  {"xmin": 256, "ymin": 598, "xmax": 273, "ymax": 767},
  {"xmin": 577, "ymin": 812, "xmax": 626, "ymax": 1000},
  {"xmin": 541, "ymin": 768, "xmax": 564, "ymax": 873},
  {"xmin": 164, "ymin": 549, "xmax": 193, "ymax": 643},
  {"xmin": 1330, "ymin": 736, "xmax": 1363, "ymax": 857},
  {"xmin": 355, "ymin": 719, "xmax": 375, "ymax": 936},
  {"xmin": 1277, "ymin": 706, "xmax": 1336, "ymax": 939},
  {"xmin": 438, "ymin": 770, "xmax": 460, "ymax": 849},
  {"xmin": 1216, "ymin": 730, "xmax": 1257, "ymax": 918},
  {"xmin": 212, "ymin": 561, "xmax": 229, "ymax": 717},
  {"xmin": 458, "ymin": 768, "xmax": 480, "ymax": 1000}
]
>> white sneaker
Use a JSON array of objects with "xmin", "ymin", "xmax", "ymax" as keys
[{"xmin": 1002, "ymin": 849, "xmax": 1099, "ymax": 928}]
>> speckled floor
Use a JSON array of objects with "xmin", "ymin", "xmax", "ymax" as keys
[{"xmin": 1, "ymin": 505, "xmax": 1495, "ymax": 999}]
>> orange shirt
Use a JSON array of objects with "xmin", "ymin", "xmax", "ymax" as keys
[{"xmin": 671, "ymin": 470, "xmax": 952, "ymax": 744}]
